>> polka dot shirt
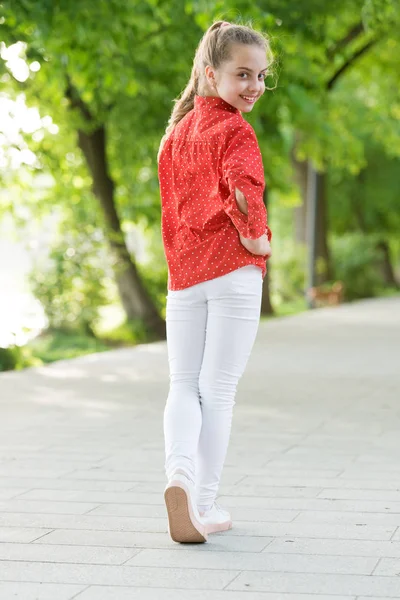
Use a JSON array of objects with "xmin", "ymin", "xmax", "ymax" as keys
[{"xmin": 158, "ymin": 95, "xmax": 272, "ymax": 291}]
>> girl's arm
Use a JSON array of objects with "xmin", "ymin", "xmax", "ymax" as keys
[
  {"xmin": 221, "ymin": 122, "xmax": 272, "ymax": 253},
  {"xmin": 235, "ymin": 188, "xmax": 272, "ymax": 257}
]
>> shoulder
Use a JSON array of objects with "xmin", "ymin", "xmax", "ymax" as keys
[
  {"xmin": 219, "ymin": 115, "xmax": 259, "ymax": 156},
  {"xmin": 174, "ymin": 109, "xmax": 195, "ymax": 135},
  {"xmin": 221, "ymin": 114, "xmax": 257, "ymax": 145}
]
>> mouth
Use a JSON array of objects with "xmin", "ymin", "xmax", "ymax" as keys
[{"xmin": 240, "ymin": 95, "xmax": 258, "ymax": 105}]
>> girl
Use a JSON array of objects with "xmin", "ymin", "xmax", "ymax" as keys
[{"xmin": 158, "ymin": 20, "xmax": 273, "ymax": 543}]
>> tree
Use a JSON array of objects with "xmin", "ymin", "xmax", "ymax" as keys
[
  {"xmin": 1, "ymin": 0, "xmax": 206, "ymax": 337},
  {"xmin": 273, "ymin": 0, "xmax": 400, "ymax": 284},
  {"xmin": 329, "ymin": 140, "xmax": 400, "ymax": 288}
]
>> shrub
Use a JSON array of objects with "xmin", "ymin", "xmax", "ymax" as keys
[
  {"xmin": 331, "ymin": 233, "xmax": 385, "ymax": 300},
  {"xmin": 270, "ymin": 242, "xmax": 307, "ymax": 305},
  {"xmin": 29, "ymin": 229, "xmax": 113, "ymax": 333},
  {"xmin": 0, "ymin": 345, "xmax": 41, "ymax": 372}
]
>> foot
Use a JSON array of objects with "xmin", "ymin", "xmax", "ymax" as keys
[
  {"xmin": 164, "ymin": 471, "xmax": 208, "ymax": 544},
  {"xmin": 198, "ymin": 502, "xmax": 232, "ymax": 534}
]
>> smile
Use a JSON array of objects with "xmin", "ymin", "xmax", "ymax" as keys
[{"xmin": 240, "ymin": 95, "xmax": 257, "ymax": 104}]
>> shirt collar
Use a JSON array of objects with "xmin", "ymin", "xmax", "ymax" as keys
[{"xmin": 194, "ymin": 95, "xmax": 239, "ymax": 114}]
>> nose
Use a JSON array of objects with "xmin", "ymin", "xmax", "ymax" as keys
[{"xmin": 248, "ymin": 78, "xmax": 260, "ymax": 93}]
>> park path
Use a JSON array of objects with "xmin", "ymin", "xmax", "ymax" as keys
[{"xmin": 0, "ymin": 296, "xmax": 399, "ymax": 600}]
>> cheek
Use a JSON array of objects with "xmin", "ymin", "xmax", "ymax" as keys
[
  {"xmin": 222, "ymin": 77, "xmax": 237, "ymax": 90},
  {"xmin": 228, "ymin": 79, "xmax": 243, "ymax": 92}
]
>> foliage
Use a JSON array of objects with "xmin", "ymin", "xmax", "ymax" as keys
[
  {"xmin": 331, "ymin": 233, "xmax": 386, "ymax": 299},
  {"xmin": 26, "ymin": 329, "xmax": 111, "ymax": 363},
  {"xmin": 0, "ymin": 0, "xmax": 204, "ymax": 224},
  {"xmin": 0, "ymin": 344, "xmax": 41, "ymax": 371},
  {"xmin": 329, "ymin": 140, "xmax": 400, "ymax": 236},
  {"xmin": 28, "ymin": 225, "xmax": 114, "ymax": 332},
  {"xmin": 134, "ymin": 222, "xmax": 168, "ymax": 317},
  {"xmin": 97, "ymin": 319, "xmax": 149, "ymax": 346},
  {"xmin": 269, "ymin": 241, "xmax": 307, "ymax": 305}
]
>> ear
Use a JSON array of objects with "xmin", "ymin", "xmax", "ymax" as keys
[{"xmin": 205, "ymin": 65, "xmax": 216, "ymax": 87}]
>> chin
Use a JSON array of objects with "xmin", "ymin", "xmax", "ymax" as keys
[{"xmin": 240, "ymin": 104, "xmax": 254, "ymax": 113}]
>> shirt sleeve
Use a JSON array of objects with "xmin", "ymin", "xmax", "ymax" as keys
[{"xmin": 221, "ymin": 122, "xmax": 271, "ymax": 240}]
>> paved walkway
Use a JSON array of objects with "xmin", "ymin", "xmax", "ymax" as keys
[{"xmin": 0, "ymin": 297, "xmax": 399, "ymax": 600}]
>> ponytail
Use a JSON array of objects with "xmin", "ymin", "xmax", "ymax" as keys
[
  {"xmin": 168, "ymin": 70, "xmax": 200, "ymax": 138},
  {"xmin": 157, "ymin": 66, "xmax": 199, "ymax": 162}
]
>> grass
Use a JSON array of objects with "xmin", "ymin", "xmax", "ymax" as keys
[
  {"xmin": 274, "ymin": 297, "xmax": 308, "ymax": 317},
  {"xmin": 23, "ymin": 316, "xmax": 152, "ymax": 367},
  {"xmin": 261, "ymin": 297, "xmax": 308, "ymax": 322},
  {"xmin": 27, "ymin": 330, "xmax": 112, "ymax": 364}
]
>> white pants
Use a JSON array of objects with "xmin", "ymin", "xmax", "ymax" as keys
[{"xmin": 164, "ymin": 265, "xmax": 263, "ymax": 506}]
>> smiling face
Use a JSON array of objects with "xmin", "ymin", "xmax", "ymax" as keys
[{"xmin": 205, "ymin": 43, "xmax": 268, "ymax": 113}]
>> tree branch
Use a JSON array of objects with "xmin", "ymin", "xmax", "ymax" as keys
[
  {"xmin": 327, "ymin": 22, "xmax": 365, "ymax": 59},
  {"xmin": 65, "ymin": 75, "xmax": 93, "ymax": 122},
  {"xmin": 327, "ymin": 38, "xmax": 377, "ymax": 90}
]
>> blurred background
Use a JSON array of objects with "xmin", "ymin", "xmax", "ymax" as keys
[{"xmin": 1, "ymin": 0, "xmax": 399, "ymax": 371}]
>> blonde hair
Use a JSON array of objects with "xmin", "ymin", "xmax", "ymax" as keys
[{"xmin": 158, "ymin": 20, "xmax": 274, "ymax": 160}]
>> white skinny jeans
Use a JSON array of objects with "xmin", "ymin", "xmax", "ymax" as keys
[{"xmin": 164, "ymin": 265, "xmax": 263, "ymax": 506}]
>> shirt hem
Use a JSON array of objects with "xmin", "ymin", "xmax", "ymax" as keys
[{"xmin": 167, "ymin": 260, "xmax": 266, "ymax": 291}]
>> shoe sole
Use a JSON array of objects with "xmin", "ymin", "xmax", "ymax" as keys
[
  {"xmin": 164, "ymin": 481, "xmax": 208, "ymax": 544},
  {"xmin": 205, "ymin": 519, "xmax": 233, "ymax": 535}
]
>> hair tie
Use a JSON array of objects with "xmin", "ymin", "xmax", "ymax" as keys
[{"xmin": 220, "ymin": 21, "xmax": 230, "ymax": 28}]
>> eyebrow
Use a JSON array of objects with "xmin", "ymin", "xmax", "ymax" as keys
[{"xmin": 236, "ymin": 66, "xmax": 268, "ymax": 72}]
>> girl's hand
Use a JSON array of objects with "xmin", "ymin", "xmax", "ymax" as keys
[
  {"xmin": 235, "ymin": 188, "xmax": 271, "ymax": 257},
  {"xmin": 239, "ymin": 233, "xmax": 272, "ymax": 258}
]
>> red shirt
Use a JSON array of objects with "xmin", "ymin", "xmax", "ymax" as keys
[{"xmin": 158, "ymin": 95, "xmax": 272, "ymax": 291}]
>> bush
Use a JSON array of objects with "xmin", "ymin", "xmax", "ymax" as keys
[
  {"xmin": 98, "ymin": 319, "xmax": 149, "ymax": 345},
  {"xmin": 331, "ymin": 234, "xmax": 386, "ymax": 300},
  {"xmin": 29, "ymin": 229, "xmax": 114, "ymax": 333},
  {"xmin": 27, "ymin": 329, "xmax": 110, "ymax": 364},
  {"xmin": 0, "ymin": 345, "xmax": 42, "ymax": 372},
  {"xmin": 270, "ymin": 242, "xmax": 307, "ymax": 306},
  {"xmin": 0, "ymin": 346, "xmax": 19, "ymax": 371}
]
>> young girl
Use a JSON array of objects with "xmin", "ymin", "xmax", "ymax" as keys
[{"xmin": 158, "ymin": 20, "xmax": 273, "ymax": 543}]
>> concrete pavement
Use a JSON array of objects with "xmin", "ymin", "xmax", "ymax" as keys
[{"xmin": 0, "ymin": 296, "xmax": 399, "ymax": 599}]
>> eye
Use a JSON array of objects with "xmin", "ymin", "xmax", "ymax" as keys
[
  {"xmin": 259, "ymin": 73, "xmax": 266, "ymax": 80},
  {"xmin": 238, "ymin": 73, "xmax": 248, "ymax": 78}
]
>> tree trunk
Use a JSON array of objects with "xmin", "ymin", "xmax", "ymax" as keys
[
  {"xmin": 261, "ymin": 270, "xmax": 274, "ymax": 315},
  {"xmin": 376, "ymin": 240, "xmax": 399, "ymax": 288},
  {"xmin": 66, "ymin": 81, "xmax": 165, "ymax": 338},
  {"xmin": 261, "ymin": 187, "xmax": 274, "ymax": 315},
  {"xmin": 292, "ymin": 152, "xmax": 332, "ymax": 285},
  {"xmin": 77, "ymin": 125, "xmax": 165, "ymax": 339},
  {"xmin": 291, "ymin": 150, "xmax": 308, "ymax": 245},
  {"xmin": 315, "ymin": 171, "xmax": 333, "ymax": 284}
]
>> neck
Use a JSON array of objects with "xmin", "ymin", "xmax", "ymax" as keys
[{"xmin": 197, "ymin": 81, "xmax": 219, "ymax": 97}]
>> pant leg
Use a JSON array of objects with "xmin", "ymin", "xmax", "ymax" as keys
[
  {"xmin": 164, "ymin": 283, "xmax": 208, "ymax": 483},
  {"xmin": 195, "ymin": 266, "xmax": 263, "ymax": 506}
]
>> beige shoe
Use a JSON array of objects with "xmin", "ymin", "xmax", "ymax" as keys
[
  {"xmin": 199, "ymin": 502, "xmax": 232, "ymax": 534},
  {"xmin": 164, "ymin": 471, "xmax": 208, "ymax": 543}
]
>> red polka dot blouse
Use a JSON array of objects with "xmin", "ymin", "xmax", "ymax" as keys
[{"xmin": 158, "ymin": 95, "xmax": 272, "ymax": 291}]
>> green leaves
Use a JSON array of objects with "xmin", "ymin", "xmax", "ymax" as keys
[
  {"xmin": 362, "ymin": 0, "xmax": 400, "ymax": 31},
  {"xmin": 1, "ymin": 0, "xmax": 399, "ymax": 321}
]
